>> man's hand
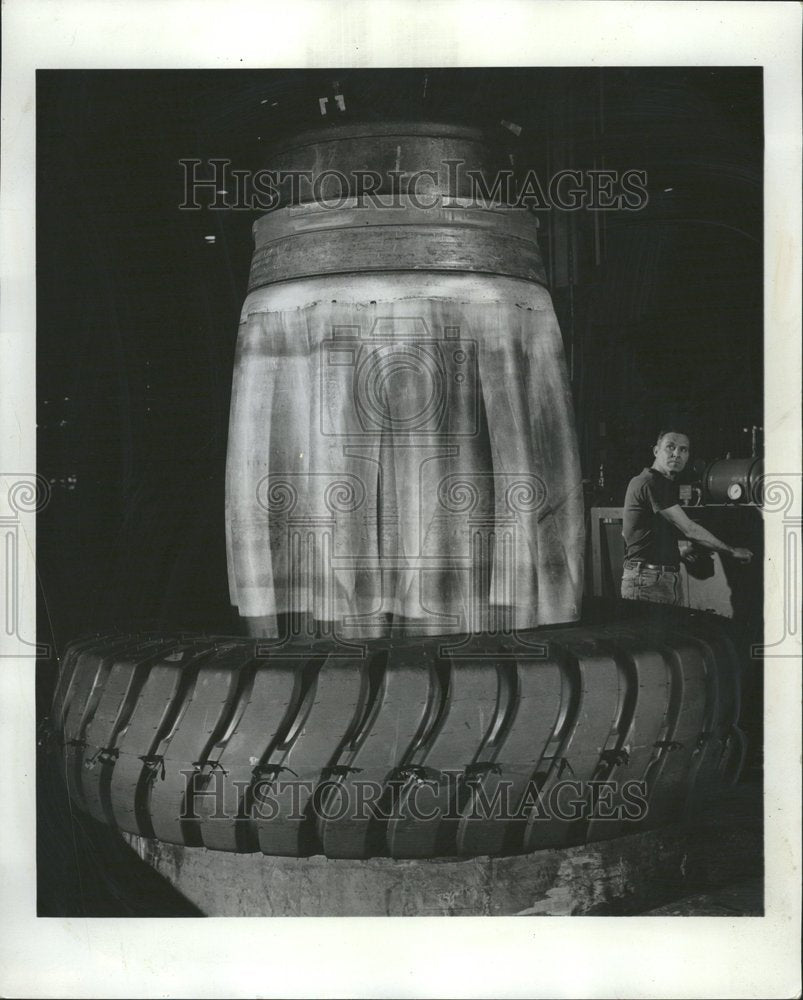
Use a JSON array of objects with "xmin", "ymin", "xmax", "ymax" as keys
[{"xmin": 729, "ymin": 547, "xmax": 753, "ymax": 564}]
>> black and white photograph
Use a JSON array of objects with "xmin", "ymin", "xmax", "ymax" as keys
[{"xmin": 1, "ymin": 2, "xmax": 800, "ymax": 997}]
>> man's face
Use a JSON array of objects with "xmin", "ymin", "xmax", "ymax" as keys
[{"xmin": 653, "ymin": 432, "xmax": 690, "ymax": 477}]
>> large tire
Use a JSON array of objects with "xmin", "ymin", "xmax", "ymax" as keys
[{"xmin": 48, "ymin": 605, "xmax": 746, "ymax": 859}]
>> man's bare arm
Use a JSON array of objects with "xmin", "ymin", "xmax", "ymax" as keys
[{"xmin": 659, "ymin": 505, "xmax": 753, "ymax": 563}]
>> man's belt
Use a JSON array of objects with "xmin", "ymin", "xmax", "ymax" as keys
[{"xmin": 623, "ymin": 559, "xmax": 680, "ymax": 572}]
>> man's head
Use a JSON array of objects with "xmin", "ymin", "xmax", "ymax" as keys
[{"xmin": 652, "ymin": 429, "xmax": 690, "ymax": 478}]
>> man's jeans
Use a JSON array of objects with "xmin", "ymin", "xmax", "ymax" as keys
[{"xmin": 620, "ymin": 564, "xmax": 681, "ymax": 606}]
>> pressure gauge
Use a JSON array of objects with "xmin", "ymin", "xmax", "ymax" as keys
[{"xmin": 727, "ymin": 482, "xmax": 744, "ymax": 501}]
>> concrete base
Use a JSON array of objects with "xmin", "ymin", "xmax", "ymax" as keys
[
  {"xmin": 643, "ymin": 877, "xmax": 764, "ymax": 916},
  {"xmin": 122, "ymin": 787, "xmax": 762, "ymax": 917}
]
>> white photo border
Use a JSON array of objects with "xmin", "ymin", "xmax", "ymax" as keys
[{"xmin": 1, "ymin": 2, "xmax": 800, "ymax": 997}]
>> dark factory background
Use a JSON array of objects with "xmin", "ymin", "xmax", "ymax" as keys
[
  {"xmin": 35, "ymin": 67, "xmax": 763, "ymax": 917},
  {"xmin": 37, "ymin": 68, "xmax": 763, "ymax": 654}
]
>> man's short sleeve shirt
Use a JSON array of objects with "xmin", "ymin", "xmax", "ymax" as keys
[{"xmin": 622, "ymin": 467, "xmax": 680, "ymax": 564}]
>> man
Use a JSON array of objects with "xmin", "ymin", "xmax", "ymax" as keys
[{"xmin": 621, "ymin": 429, "xmax": 753, "ymax": 605}]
